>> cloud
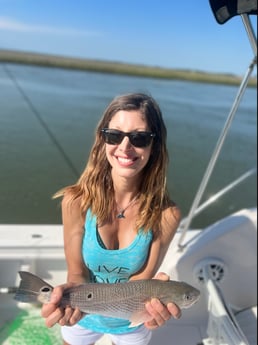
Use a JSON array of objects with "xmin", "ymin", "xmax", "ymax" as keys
[{"xmin": 0, "ymin": 16, "xmax": 101, "ymax": 36}]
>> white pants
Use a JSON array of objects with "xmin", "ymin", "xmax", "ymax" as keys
[{"xmin": 61, "ymin": 324, "xmax": 152, "ymax": 345}]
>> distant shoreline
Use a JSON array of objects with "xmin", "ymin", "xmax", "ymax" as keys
[{"xmin": 0, "ymin": 49, "xmax": 256, "ymax": 87}]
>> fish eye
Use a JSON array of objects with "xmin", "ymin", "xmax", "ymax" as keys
[{"xmin": 184, "ymin": 293, "xmax": 192, "ymax": 301}]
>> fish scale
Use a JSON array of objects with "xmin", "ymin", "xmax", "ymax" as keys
[
  {"xmin": 63, "ymin": 281, "xmax": 154, "ymax": 316},
  {"xmin": 15, "ymin": 271, "xmax": 200, "ymax": 326}
]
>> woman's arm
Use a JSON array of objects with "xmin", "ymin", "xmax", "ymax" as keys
[
  {"xmin": 130, "ymin": 204, "xmax": 182, "ymax": 328},
  {"xmin": 130, "ymin": 204, "xmax": 181, "ymax": 279},
  {"xmin": 62, "ymin": 194, "xmax": 89, "ymax": 284},
  {"xmin": 41, "ymin": 194, "xmax": 89, "ymax": 327}
]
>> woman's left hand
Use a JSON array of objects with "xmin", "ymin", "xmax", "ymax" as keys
[{"xmin": 144, "ymin": 272, "xmax": 181, "ymax": 330}]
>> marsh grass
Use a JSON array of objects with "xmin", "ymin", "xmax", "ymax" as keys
[{"xmin": 0, "ymin": 49, "xmax": 256, "ymax": 87}]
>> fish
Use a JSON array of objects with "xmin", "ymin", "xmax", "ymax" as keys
[{"xmin": 14, "ymin": 271, "xmax": 200, "ymax": 327}]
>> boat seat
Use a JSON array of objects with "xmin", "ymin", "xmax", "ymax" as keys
[{"xmin": 235, "ymin": 306, "xmax": 257, "ymax": 345}]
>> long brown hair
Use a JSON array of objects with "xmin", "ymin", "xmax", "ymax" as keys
[{"xmin": 55, "ymin": 93, "xmax": 171, "ymax": 237}]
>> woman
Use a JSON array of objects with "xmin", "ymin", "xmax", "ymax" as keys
[{"xmin": 42, "ymin": 93, "xmax": 181, "ymax": 345}]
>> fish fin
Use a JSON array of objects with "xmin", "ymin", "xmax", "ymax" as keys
[
  {"xmin": 14, "ymin": 271, "xmax": 53, "ymax": 304},
  {"xmin": 129, "ymin": 310, "xmax": 153, "ymax": 328}
]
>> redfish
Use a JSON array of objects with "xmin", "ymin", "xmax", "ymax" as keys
[{"xmin": 15, "ymin": 271, "xmax": 200, "ymax": 327}]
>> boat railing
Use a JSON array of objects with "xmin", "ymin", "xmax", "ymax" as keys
[
  {"xmin": 179, "ymin": 167, "xmax": 257, "ymax": 229},
  {"xmin": 177, "ymin": 12, "xmax": 257, "ymax": 250}
]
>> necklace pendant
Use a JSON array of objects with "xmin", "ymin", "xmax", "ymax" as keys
[{"xmin": 117, "ymin": 211, "xmax": 125, "ymax": 219}]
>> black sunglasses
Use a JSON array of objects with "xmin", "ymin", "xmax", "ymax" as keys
[{"xmin": 101, "ymin": 128, "xmax": 156, "ymax": 148}]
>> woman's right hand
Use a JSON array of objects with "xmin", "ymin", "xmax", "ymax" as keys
[{"xmin": 41, "ymin": 283, "xmax": 83, "ymax": 328}]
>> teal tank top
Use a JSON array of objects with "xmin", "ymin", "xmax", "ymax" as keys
[{"xmin": 77, "ymin": 209, "xmax": 153, "ymax": 334}]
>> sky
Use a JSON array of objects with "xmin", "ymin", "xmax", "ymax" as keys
[{"xmin": 0, "ymin": 0, "xmax": 257, "ymax": 75}]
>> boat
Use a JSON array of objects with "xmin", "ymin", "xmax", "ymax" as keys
[{"xmin": 0, "ymin": 1, "xmax": 257, "ymax": 344}]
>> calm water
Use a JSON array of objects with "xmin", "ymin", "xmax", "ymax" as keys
[{"xmin": 0, "ymin": 63, "xmax": 257, "ymax": 227}]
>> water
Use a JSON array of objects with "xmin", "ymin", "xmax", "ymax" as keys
[{"xmin": 0, "ymin": 63, "xmax": 256, "ymax": 228}]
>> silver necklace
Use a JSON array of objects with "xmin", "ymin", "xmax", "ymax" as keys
[{"xmin": 116, "ymin": 195, "xmax": 138, "ymax": 219}]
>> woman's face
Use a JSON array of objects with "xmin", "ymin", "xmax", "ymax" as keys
[{"xmin": 105, "ymin": 110, "xmax": 153, "ymax": 181}]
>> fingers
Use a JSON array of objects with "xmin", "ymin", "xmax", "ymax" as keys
[
  {"xmin": 153, "ymin": 272, "xmax": 170, "ymax": 281},
  {"xmin": 43, "ymin": 306, "xmax": 83, "ymax": 328},
  {"xmin": 58, "ymin": 307, "xmax": 82, "ymax": 326},
  {"xmin": 167, "ymin": 302, "xmax": 181, "ymax": 319},
  {"xmin": 43, "ymin": 305, "xmax": 65, "ymax": 328},
  {"xmin": 41, "ymin": 286, "xmax": 63, "ymax": 324},
  {"xmin": 148, "ymin": 272, "xmax": 181, "ymax": 327},
  {"xmin": 69, "ymin": 308, "xmax": 83, "ymax": 325},
  {"xmin": 41, "ymin": 285, "xmax": 83, "ymax": 328},
  {"xmin": 144, "ymin": 299, "xmax": 181, "ymax": 330},
  {"xmin": 145, "ymin": 298, "xmax": 172, "ymax": 329}
]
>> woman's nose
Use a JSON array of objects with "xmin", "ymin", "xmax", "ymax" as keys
[{"xmin": 119, "ymin": 136, "xmax": 133, "ymax": 150}]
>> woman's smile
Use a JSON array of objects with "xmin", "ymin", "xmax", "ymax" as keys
[{"xmin": 115, "ymin": 154, "xmax": 139, "ymax": 167}]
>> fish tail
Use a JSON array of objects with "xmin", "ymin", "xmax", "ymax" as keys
[{"xmin": 14, "ymin": 271, "xmax": 53, "ymax": 304}]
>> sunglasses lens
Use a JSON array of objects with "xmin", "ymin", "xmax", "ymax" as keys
[
  {"xmin": 130, "ymin": 133, "xmax": 152, "ymax": 147},
  {"xmin": 102, "ymin": 130, "xmax": 123, "ymax": 145},
  {"xmin": 102, "ymin": 129, "xmax": 155, "ymax": 148}
]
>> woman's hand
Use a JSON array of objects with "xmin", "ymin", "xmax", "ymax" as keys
[
  {"xmin": 41, "ymin": 283, "xmax": 83, "ymax": 328},
  {"xmin": 144, "ymin": 272, "xmax": 181, "ymax": 330}
]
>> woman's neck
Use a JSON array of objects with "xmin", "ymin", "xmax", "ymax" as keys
[{"xmin": 112, "ymin": 172, "xmax": 141, "ymax": 205}]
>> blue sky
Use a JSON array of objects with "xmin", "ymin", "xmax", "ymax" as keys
[{"xmin": 0, "ymin": 0, "xmax": 257, "ymax": 75}]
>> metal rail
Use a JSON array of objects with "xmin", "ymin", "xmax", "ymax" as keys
[
  {"xmin": 241, "ymin": 14, "xmax": 257, "ymax": 57},
  {"xmin": 177, "ymin": 14, "xmax": 257, "ymax": 250},
  {"xmin": 179, "ymin": 167, "xmax": 257, "ymax": 228}
]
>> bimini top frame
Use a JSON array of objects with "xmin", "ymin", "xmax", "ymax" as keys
[{"xmin": 178, "ymin": 0, "xmax": 257, "ymax": 249}]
